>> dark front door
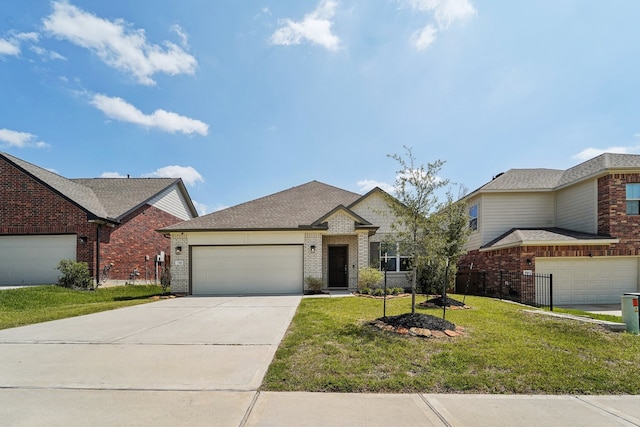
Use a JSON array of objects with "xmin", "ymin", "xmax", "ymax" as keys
[{"xmin": 328, "ymin": 246, "xmax": 348, "ymax": 288}]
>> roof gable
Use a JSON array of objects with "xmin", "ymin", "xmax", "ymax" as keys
[
  {"xmin": 72, "ymin": 178, "xmax": 196, "ymax": 220},
  {"xmin": 1, "ymin": 152, "xmax": 110, "ymax": 220}
]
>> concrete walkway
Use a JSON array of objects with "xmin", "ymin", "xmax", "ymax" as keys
[{"xmin": 1, "ymin": 295, "xmax": 639, "ymax": 426}]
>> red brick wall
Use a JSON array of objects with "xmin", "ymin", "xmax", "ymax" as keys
[
  {"xmin": 99, "ymin": 204, "xmax": 180, "ymax": 281},
  {"xmin": 598, "ymin": 174, "xmax": 640, "ymax": 254}
]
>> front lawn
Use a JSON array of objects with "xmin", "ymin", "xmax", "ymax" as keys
[
  {"xmin": 262, "ymin": 295, "xmax": 640, "ymax": 394},
  {"xmin": 0, "ymin": 285, "xmax": 165, "ymax": 330}
]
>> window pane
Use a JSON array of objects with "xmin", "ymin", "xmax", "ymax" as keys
[
  {"xmin": 382, "ymin": 258, "xmax": 397, "ymax": 271},
  {"xmin": 399, "ymin": 257, "xmax": 412, "ymax": 271},
  {"xmin": 381, "ymin": 243, "xmax": 397, "ymax": 257},
  {"xmin": 627, "ymin": 184, "xmax": 640, "ymax": 200},
  {"xmin": 627, "ymin": 201, "xmax": 640, "ymax": 215},
  {"xmin": 369, "ymin": 242, "xmax": 380, "ymax": 268},
  {"xmin": 469, "ymin": 204, "xmax": 478, "ymax": 217}
]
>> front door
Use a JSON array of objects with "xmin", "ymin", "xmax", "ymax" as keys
[{"xmin": 328, "ymin": 246, "xmax": 348, "ymax": 288}]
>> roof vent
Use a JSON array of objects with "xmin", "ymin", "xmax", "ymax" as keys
[{"xmin": 492, "ymin": 172, "xmax": 504, "ymax": 180}]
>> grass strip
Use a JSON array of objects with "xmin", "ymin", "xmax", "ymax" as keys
[{"xmin": 0, "ymin": 285, "xmax": 165, "ymax": 330}]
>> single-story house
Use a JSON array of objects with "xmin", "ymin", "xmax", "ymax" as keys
[
  {"xmin": 160, "ymin": 180, "xmax": 410, "ymax": 295},
  {"xmin": 0, "ymin": 152, "xmax": 198, "ymax": 286},
  {"xmin": 459, "ymin": 153, "xmax": 640, "ymax": 305}
]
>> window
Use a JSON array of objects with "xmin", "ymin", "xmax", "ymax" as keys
[
  {"xmin": 469, "ymin": 204, "xmax": 478, "ymax": 231},
  {"xmin": 627, "ymin": 184, "xmax": 640, "ymax": 215},
  {"xmin": 370, "ymin": 242, "xmax": 411, "ymax": 272}
]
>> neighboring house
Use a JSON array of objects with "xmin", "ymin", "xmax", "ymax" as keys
[
  {"xmin": 0, "ymin": 152, "xmax": 198, "ymax": 286},
  {"xmin": 459, "ymin": 153, "xmax": 640, "ymax": 305},
  {"xmin": 160, "ymin": 181, "xmax": 409, "ymax": 295}
]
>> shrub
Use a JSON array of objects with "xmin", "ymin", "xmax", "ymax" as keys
[
  {"xmin": 160, "ymin": 268, "xmax": 171, "ymax": 294},
  {"xmin": 358, "ymin": 267, "xmax": 383, "ymax": 290},
  {"xmin": 56, "ymin": 259, "xmax": 92, "ymax": 289},
  {"xmin": 305, "ymin": 276, "xmax": 323, "ymax": 293},
  {"xmin": 359, "ymin": 287, "xmax": 371, "ymax": 295},
  {"xmin": 371, "ymin": 287, "xmax": 385, "ymax": 297}
]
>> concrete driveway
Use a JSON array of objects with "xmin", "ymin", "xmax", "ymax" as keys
[{"xmin": 0, "ymin": 295, "xmax": 301, "ymax": 426}]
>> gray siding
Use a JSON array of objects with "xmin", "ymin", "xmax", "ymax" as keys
[
  {"xmin": 149, "ymin": 185, "xmax": 195, "ymax": 221},
  {"xmin": 556, "ymin": 180, "xmax": 597, "ymax": 234},
  {"xmin": 481, "ymin": 192, "xmax": 556, "ymax": 245}
]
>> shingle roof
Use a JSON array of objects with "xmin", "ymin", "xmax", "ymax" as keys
[
  {"xmin": 481, "ymin": 227, "xmax": 618, "ymax": 250},
  {"xmin": 472, "ymin": 153, "xmax": 640, "ymax": 195},
  {"xmin": 1, "ymin": 152, "xmax": 190, "ymax": 223},
  {"xmin": 73, "ymin": 178, "xmax": 181, "ymax": 219},
  {"xmin": 161, "ymin": 180, "xmax": 362, "ymax": 231}
]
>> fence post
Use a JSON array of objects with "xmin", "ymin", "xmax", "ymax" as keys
[{"xmin": 549, "ymin": 273, "xmax": 553, "ymax": 312}]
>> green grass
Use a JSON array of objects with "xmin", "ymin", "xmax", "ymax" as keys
[
  {"xmin": 0, "ymin": 285, "xmax": 165, "ymax": 330},
  {"xmin": 262, "ymin": 294, "xmax": 640, "ymax": 394}
]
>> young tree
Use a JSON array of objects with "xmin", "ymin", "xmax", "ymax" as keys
[
  {"xmin": 429, "ymin": 187, "xmax": 471, "ymax": 318},
  {"xmin": 386, "ymin": 146, "xmax": 449, "ymax": 314}
]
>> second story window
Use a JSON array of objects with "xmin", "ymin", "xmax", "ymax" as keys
[
  {"xmin": 626, "ymin": 184, "xmax": 640, "ymax": 215},
  {"xmin": 469, "ymin": 204, "xmax": 478, "ymax": 230}
]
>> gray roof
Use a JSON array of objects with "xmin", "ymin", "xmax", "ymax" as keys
[
  {"xmin": 1, "ymin": 152, "xmax": 192, "ymax": 223},
  {"xmin": 481, "ymin": 228, "xmax": 618, "ymax": 250},
  {"xmin": 162, "ymin": 180, "xmax": 363, "ymax": 231},
  {"xmin": 73, "ymin": 178, "xmax": 183, "ymax": 220},
  {"xmin": 472, "ymin": 153, "xmax": 640, "ymax": 195}
]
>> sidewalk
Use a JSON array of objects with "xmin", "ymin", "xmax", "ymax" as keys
[{"xmin": 241, "ymin": 392, "xmax": 640, "ymax": 427}]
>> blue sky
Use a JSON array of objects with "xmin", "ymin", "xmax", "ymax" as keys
[{"xmin": 1, "ymin": 1, "xmax": 639, "ymax": 214}]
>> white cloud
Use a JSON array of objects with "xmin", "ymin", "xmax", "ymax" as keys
[
  {"xmin": 0, "ymin": 38, "xmax": 20, "ymax": 56},
  {"xmin": 192, "ymin": 200, "xmax": 209, "ymax": 215},
  {"xmin": 0, "ymin": 128, "xmax": 49, "ymax": 148},
  {"xmin": 43, "ymin": 1, "xmax": 197, "ymax": 85},
  {"xmin": 90, "ymin": 93, "xmax": 209, "ymax": 136},
  {"xmin": 406, "ymin": 0, "xmax": 476, "ymax": 51},
  {"xmin": 270, "ymin": 0, "xmax": 341, "ymax": 51},
  {"xmin": 572, "ymin": 146, "xmax": 640, "ymax": 162},
  {"xmin": 170, "ymin": 24, "xmax": 189, "ymax": 48},
  {"xmin": 413, "ymin": 25, "xmax": 438, "ymax": 51},
  {"xmin": 30, "ymin": 45, "xmax": 67, "ymax": 61},
  {"xmin": 357, "ymin": 179, "xmax": 396, "ymax": 194},
  {"xmin": 143, "ymin": 165, "xmax": 204, "ymax": 187},
  {"xmin": 100, "ymin": 171, "xmax": 127, "ymax": 178}
]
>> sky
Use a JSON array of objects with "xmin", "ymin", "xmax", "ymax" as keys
[{"xmin": 1, "ymin": 1, "xmax": 639, "ymax": 215}]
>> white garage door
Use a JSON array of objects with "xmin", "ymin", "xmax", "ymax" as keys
[
  {"xmin": 0, "ymin": 235, "xmax": 77, "ymax": 286},
  {"xmin": 191, "ymin": 245, "xmax": 303, "ymax": 295},
  {"xmin": 536, "ymin": 257, "xmax": 639, "ymax": 305}
]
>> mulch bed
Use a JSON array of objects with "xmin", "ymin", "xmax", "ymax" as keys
[
  {"xmin": 418, "ymin": 296, "xmax": 471, "ymax": 310},
  {"xmin": 370, "ymin": 313, "xmax": 464, "ymax": 339}
]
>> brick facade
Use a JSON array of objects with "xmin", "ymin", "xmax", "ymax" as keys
[{"xmin": 1, "ymin": 158, "xmax": 184, "ymax": 283}]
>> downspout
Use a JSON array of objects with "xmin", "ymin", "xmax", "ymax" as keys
[{"xmin": 96, "ymin": 223, "xmax": 100, "ymax": 285}]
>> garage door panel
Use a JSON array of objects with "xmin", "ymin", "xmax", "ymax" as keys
[
  {"xmin": 537, "ymin": 257, "xmax": 638, "ymax": 305},
  {"xmin": 0, "ymin": 235, "xmax": 76, "ymax": 286},
  {"xmin": 192, "ymin": 245, "xmax": 303, "ymax": 295}
]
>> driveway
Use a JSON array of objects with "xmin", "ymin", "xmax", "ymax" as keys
[{"xmin": 0, "ymin": 295, "xmax": 301, "ymax": 426}]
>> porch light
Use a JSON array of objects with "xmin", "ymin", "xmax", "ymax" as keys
[
  {"xmin": 310, "ymin": 245, "xmax": 316, "ymax": 253},
  {"xmin": 175, "ymin": 246, "xmax": 182, "ymax": 255}
]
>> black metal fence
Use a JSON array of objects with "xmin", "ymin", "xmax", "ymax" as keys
[{"xmin": 455, "ymin": 269, "xmax": 553, "ymax": 310}]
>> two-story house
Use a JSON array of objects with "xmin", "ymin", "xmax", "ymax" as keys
[{"xmin": 459, "ymin": 153, "xmax": 640, "ymax": 305}]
